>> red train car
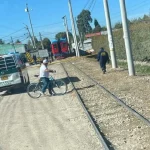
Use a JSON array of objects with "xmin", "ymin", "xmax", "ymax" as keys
[
  {"xmin": 51, "ymin": 40, "xmax": 59, "ymax": 56},
  {"xmin": 60, "ymin": 39, "xmax": 68, "ymax": 54},
  {"xmin": 51, "ymin": 39, "xmax": 69, "ymax": 58}
]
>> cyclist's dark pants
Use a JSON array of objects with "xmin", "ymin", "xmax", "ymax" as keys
[
  {"xmin": 100, "ymin": 60, "xmax": 107, "ymax": 72},
  {"xmin": 41, "ymin": 77, "xmax": 52, "ymax": 94}
]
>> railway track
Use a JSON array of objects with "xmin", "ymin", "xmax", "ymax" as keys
[
  {"xmin": 61, "ymin": 61, "xmax": 150, "ymax": 150},
  {"xmin": 61, "ymin": 63, "xmax": 111, "ymax": 150}
]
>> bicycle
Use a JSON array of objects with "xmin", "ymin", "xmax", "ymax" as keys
[{"xmin": 27, "ymin": 74, "xmax": 67, "ymax": 98}]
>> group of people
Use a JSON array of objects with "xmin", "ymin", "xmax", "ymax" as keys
[{"xmin": 39, "ymin": 47, "xmax": 109, "ymax": 96}]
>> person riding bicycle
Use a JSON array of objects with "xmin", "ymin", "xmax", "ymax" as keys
[{"xmin": 40, "ymin": 59, "xmax": 56, "ymax": 95}]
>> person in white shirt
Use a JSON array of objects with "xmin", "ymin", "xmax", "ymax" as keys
[{"xmin": 40, "ymin": 59, "xmax": 56, "ymax": 95}]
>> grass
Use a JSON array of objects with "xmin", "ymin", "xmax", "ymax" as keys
[{"xmin": 118, "ymin": 61, "xmax": 150, "ymax": 75}]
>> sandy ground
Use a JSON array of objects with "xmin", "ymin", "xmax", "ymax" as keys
[{"xmin": 0, "ymin": 63, "xmax": 102, "ymax": 150}]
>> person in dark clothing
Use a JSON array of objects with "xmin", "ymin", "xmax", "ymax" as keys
[
  {"xmin": 33, "ymin": 55, "xmax": 37, "ymax": 64},
  {"xmin": 97, "ymin": 47, "xmax": 109, "ymax": 74}
]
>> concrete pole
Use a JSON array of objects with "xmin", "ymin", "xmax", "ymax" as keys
[
  {"xmin": 68, "ymin": 0, "xmax": 80, "ymax": 56},
  {"xmin": 103, "ymin": 0, "xmax": 117, "ymax": 68},
  {"xmin": 25, "ymin": 25, "xmax": 34, "ymax": 48},
  {"xmin": 39, "ymin": 32, "xmax": 44, "ymax": 49},
  {"xmin": 11, "ymin": 37, "xmax": 16, "ymax": 52},
  {"xmin": 75, "ymin": 17, "xmax": 84, "ymax": 50},
  {"xmin": 62, "ymin": 15, "xmax": 71, "ymax": 53},
  {"xmin": 119, "ymin": 0, "xmax": 135, "ymax": 76},
  {"xmin": 62, "ymin": 16, "xmax": 70, "ymax": 44},
  {"xmin": 26, "ymin": 3, "xmax": 36, "ymax": 49}
]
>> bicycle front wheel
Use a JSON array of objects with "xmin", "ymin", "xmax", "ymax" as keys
[
  {"xmin": 52, "ymin": 79, "xmax": 67, "ymax": 95},
  {"xmin": 27, "ymin": 83, "xmax": 41, "ymax": 98}
]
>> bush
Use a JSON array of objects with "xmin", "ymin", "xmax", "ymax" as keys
[{"xmin": 92, "ymin": 22, "xmax": 150, "ymax": 62}]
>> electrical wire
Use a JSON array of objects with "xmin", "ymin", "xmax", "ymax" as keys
[
  {"xmin": 88, "ymin": 0, "xmax": 95, "ymax": 10},
  {"xmin": 1, "ymin": 28, "xmax": 25, "ymax": 39},
  {"xmin": 91, "ymin": 0, "xmax": 97, "ymax": 13},
  {"xmin": 83, "ymin": 0, "xmax": 92, "ymax": 9}
]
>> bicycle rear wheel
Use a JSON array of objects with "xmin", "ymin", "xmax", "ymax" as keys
[
  {"xmin": 52, "ymin": 79, "xmax": 67, "ymax": 95},
  {"xmin": 27, "ymin": 83, "xmax": 42, "ymax": 98}
]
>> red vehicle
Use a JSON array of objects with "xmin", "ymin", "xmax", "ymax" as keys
[{"xmin": 51, "ymin": 39, "xmax": 69, "ymax": 59}]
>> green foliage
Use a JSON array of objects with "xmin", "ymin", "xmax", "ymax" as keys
[
  {"xmin": 55, "ymin": 32, "xmax": 73, "ymax": 43},
  {"xmin": 15, "ymin": 39, "xmax": 21, "ymax": 44},
  {"xmin": 93, "ymin": 26, "xmax": 101, "ymax": 33},
  {"xmin": 93, "ymin": 19, "xmax": 101, "ymax": 33},
  {"xmin": 94, "ymin": 19, "xmax": 100, "ymax": 27},
  {"xmin": 0, "ymin": 39, "xmax": 4, "ymax": 44},
  {"xmin": 92, "ymin": 35, "xmax": 109, "ymax": 54},
  {"xmin": 55, "ymin": 32, "xmax": 66, "ymax": 39},
  {"xmin": 77, "ymin": 9, "xmax": 92, "ymax": 40},
  {"xmin": 114, "ymin": 22, "xmax": 122, "ymax": 29},
  {"xmin": 118, "ymin": 61, "xmax": 150, "ymax": 75},
  {"xmin": 101, "ymin": 26, "xmax": 107, "ymax": 31},
  {"xmin": 27, "ymin": 37, "xmax": 51, "ymax": 51},
  {"xmin": 43, "ymin": 38, "xmax": 51, "ymax": 50},
  {"xmin": 92, "ymin": 19, "xmax": 150, "ymax": 62}
]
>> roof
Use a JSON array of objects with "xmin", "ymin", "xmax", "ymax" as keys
[
  {"xmin": 0, "ymin": 44, "xmax": 25, "ymax": 55},
  {"xmin": 52, "ymin": 38, "xmax": 67, "ymax": 44},
  {"xmin": 0, "ymin": 52, "xmax": 20, "ymax": 58},
  {"xmin": 85, "ymin": 32, "xmax": 101, "ymax": 38}
]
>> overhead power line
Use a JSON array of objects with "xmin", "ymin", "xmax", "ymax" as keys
[
  {"xmin": 33, "ymin": 21, "xmax": 63, "ymax": 29},
  {"xmin": 83, "ymin": 0, "xmax": 92, "ymax": 9},
  {"xmin": 0, "ymin": 28, "xmax": 25, "ymax": 39},
  {"xmin": 91, "ymin": 0, "xmax": 97, "ymax": 13},
  {"xmin": 88, "ymin": 0, "xmax": 95, "ymax": 10},
  {"xmin": 110, "ymin": 0, "xmax": 150, "ymax": 18}
]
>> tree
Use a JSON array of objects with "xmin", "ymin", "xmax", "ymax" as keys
[
  {"xmin": 143, "ymin": 14, "xmax": 149, "ymax": 21},
  {"xmin": 93, "ymin": 19, "xmax": 101, "ymax": 33},
  {"xmin": 55, "ymin": 32, "xmax": 73, "ymax": 42},
  {"xmin": 94, "ymin": 19, "xmax": 100, "ymax": 28},
  {"xmin": 43, "ymin": 38, "xmax": 51, "ymax": 51},
  {"xmin": 0, "ymin": 39, "xmax": 4, "ymax": 44},
  {"xmin": 15, "ymin": 39, "xmax": 21, "ymax": 44},
  {"xmin": 27, "ymin": 40, "xmax": 33, "ymax": 50},
  {"xmin": 114, "ymin": 22, "xmax": 122, "ymax": 29},
  {"xmin": 55, "ymin": 32, "xmax": 66, "ymax": 40},
  {"xmin": 93, "ymin": 26, "xmax": 101, "ymax": 33},
  {"xmin": 77, "ymin": 10, "xmax": 93, "ymax": 41},
  {"xmin": 101, "ymin": 26, "xmax": 107, "ymax": 31}
]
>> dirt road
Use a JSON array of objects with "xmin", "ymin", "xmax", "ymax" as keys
[{"xmin": 0, "ymin": 64, "xmax": 102, "ymax": 150}]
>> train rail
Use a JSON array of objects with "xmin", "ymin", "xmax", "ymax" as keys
[
  {"xmin": 61, "ymin": 60, "xmax": 150, "ymax": 150},
  {"xmin": 68, "ymin": 61, "xmax": 150, "ymax": 127},
  {"xmin": 61, "ymin": 63, "xmax": 111, "ymax": 150}
]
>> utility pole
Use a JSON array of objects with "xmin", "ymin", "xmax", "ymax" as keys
[
  {"xmin": 103, "ymin": 0, "xmax": 117, "ymax": 69},
  {"xmin": 39, "ymin": 32, "xmax": 44, "ymax": 49},
  {"xmin": 75, "ymin": 17, "xmax": 84, "ymax": 51},
  {"xmin": 62, "ymin": 16, "xmax": 70, "ymax": 44},
  {"xmin": 25, "ymin": 3, "xmax": 36, "ymax": 49},
  {"xmin": 11, "ymin": 37, "xmax": 16, "ymax": 52},
  {"xmin": 25, "ymin": 25, "xmax": 34, "ymax": 48},
  {"xmin": 62, "ymin": 15, "xmax": 70, "ymax": 53},
  {"xmin": 68, "ymin": 0, "xmax": 80, "ymax": 56},
  {"xmin": 119, "ymin": 0, "xmax": 135, "ymax": 76}
]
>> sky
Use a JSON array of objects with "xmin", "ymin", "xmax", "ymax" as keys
[{"xmin": 0, "ymin": 0, "xmax": 150, "ymax": 43}]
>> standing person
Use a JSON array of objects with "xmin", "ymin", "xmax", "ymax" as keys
[
  {"xmin": 33, "ymin": 55, "xmax": 37, "ymax": 64},
  {"xmin": 40, "ymin": 59, "xmax": 56, "ymax": 95},
  {"xmin": 97, "ymin": 47, "xmax": 109, "ymax": 74}
]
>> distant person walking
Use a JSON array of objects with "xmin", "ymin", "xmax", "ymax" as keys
[{"xmin": 97, "ymin": 47, "xmax": 109, "ymax": 74}]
